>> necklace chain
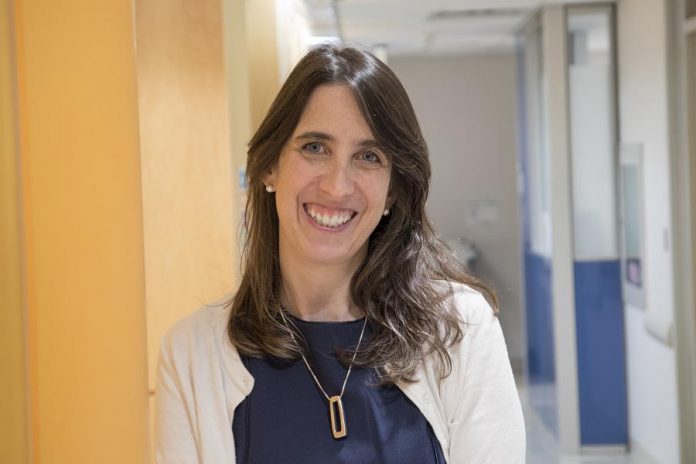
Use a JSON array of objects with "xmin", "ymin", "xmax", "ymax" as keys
[{"xmin": 279, "ymin": 309, "xmax": 368, "ymax": 401}]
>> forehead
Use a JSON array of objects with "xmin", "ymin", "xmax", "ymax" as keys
[{"xmin": 292, "ymin": 85, "xmax": 375, "ymax": 141}]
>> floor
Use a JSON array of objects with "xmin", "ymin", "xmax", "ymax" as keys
[{"xmin": 518, "ymin": 379, "xmax": 659, "ymax": 464}]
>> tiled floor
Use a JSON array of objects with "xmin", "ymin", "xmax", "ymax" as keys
[{"xmin": 518, "ymin": 380, "xmax": 659, "ymax": 464}]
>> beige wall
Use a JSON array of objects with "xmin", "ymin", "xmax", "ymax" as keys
[
  {"xmin": 12, "ymin": 0, "xmax": 150, "ymax": 461},
  {"xmin": 389, "ymin": 53, "xmax": 524, "ymax": 367}
]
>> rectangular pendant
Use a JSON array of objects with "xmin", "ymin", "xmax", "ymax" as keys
[{"xmin": 329, "ymin": 395, "xmax": 347, "ymax": 439}]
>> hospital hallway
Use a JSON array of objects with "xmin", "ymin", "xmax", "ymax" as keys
[
  {"xmin": 519, "ymin": 379, "xmax": 658, "ymax": 464},
  {"xmin": 2, "ymin": 0, "xmax": 696, "ymax": 463}
]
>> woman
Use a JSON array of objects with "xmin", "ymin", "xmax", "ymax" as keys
[{"xmin": 156, "ymin": 44, "xmax": 525, "ymax": 463}]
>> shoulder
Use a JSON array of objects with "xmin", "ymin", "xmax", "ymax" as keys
[
  {"xmin": 438, "ymin": 283, "xmax": 526, "ymax": 461},
  {"xmin": 159, "ymin": 295, "xmax": 233, "ymax": 364},
  {"xmin": 437, "ymin": 281, "xmax": 503, "ymax": 376},
  {"xmin": 443, "ymin": 281, "xmax": 497, "ymax": 327}
]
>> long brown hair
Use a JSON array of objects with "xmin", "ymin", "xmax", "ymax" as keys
[{"xmin": 227, "ymin": 44, "xmax": 498, "ymax": 385}]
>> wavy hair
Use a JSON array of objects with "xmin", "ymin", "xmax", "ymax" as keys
[{"xmin": 227, "ymin": 44, "xmax": 498, "ymax": 385}]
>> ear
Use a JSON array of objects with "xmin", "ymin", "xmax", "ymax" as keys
[{"xmin": 263, "ymin": 167, "xmax": 277, "ymax": 190}]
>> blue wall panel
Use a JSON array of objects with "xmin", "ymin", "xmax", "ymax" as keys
[
  {"xmin": 526, "ymin": 252, "xmax": 555, "ymax": 382},
  {"xmin": 574, "ymin": 260, "xmax": 628, "ymax": 445},
  {"xmin": 524, "ymin": 251, "xmax": 558, "ymax": 435}
]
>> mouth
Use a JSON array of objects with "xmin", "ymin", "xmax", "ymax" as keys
[{"xmin": 303, "ymin": 203, "xmax": 357, "ymax": 229}]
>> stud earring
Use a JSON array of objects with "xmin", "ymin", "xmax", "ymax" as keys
[
  {"xmin": 265, "ymin": 185, "xmax": 275, "ymax": 193},
  {"xmin": 383, "ymin": 209, "xmax": 390, "ymax": 216}
]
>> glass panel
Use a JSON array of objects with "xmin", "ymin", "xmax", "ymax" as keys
[
  {"xmin": 567, "ymin": 6, "xmax": 628, "ymax": 446},
  {"xmin": 567, "ymin": 10, "xmax": 618, "ymax": 260},
  {"xmin": 620, "ymin": 143, "xmax": 645, "ymax": 308},
  {"xmin": 518, "ymin": 17, "xmax": 559, "ymax": 438},
  {"xmin": 622, "ymin": 168, "xmax": 642, "ymax": 284},
  {"xmin": 526, "ymin": 24, "xmax": 552, "ymax": 258}
]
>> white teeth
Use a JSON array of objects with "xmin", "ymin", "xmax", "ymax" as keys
[{"xmin": 306, "ymin": 206, "xmax": 353, "ymax": 228}]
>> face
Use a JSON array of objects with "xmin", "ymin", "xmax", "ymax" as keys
[{"xmin": 265, "ymin": 84, "xmax": 392, "ymax": 268}]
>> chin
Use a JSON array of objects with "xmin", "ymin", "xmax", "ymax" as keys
[{"xmin": 300, "ymin": 243, "xmax": 364, "ymax": 266}]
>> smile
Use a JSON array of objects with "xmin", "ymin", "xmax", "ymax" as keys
[{"xmin": 303, "ymin": 203, "xmax": 357, "ymax": 229}]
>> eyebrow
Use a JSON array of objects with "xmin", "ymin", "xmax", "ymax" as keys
[{"xmin": 294, "ymin": 131, "xmax": 382, "ymax": 150}]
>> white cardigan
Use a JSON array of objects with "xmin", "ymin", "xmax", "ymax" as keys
[{"xmin": 155, "ymin": 283, "xmax": 526, "ymax": 463}]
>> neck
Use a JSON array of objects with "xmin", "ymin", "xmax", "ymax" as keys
[{"xmin": 279, "ymin": 248, "xmax": 366, "ymax": 322}]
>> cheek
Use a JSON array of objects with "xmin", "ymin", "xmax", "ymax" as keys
[
  {"xmin": 376, "ymin": 174, "xmax": 392, "ymax": 205},
  {"xmin": 275, "ymin": 172, "xmax": 316, "ymax": 219},
  {"xmin": 276, "ymin": 158, "xmax": 315, "ymax": 191}
]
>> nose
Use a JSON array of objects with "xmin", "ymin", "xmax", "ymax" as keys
[{"xmin": 318, "ymin": 157, "xmax": 355, "ymax": 198}]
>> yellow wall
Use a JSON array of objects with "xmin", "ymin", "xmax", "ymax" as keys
[
  {"xmin": 223, "ymin": 0, "xmax": 253, "ymax": 233},
  {"xmin": 0, "ymin": 0, "xmax": 28, "ymax": 462},
  {"xmin": 134, "ymin": 0, "xmax": 302, "ymax": 457},
  {"xmin": 246, "ymin": 0, "xmax": 283, "ymax": 131},
  {"xmin": 133, "ymin": 0, "xmax": 240, "ymax": 455},
  {"xmin": 5, "ymin": 0, "xmax": 305, "ymax": 461},
  {"xmin": 134, "ymin": 0, "xmax": 238, "ymax": 396},
  {"xmin": 13, "ymin": 0, "xmax": 150, "ymax": 461}
]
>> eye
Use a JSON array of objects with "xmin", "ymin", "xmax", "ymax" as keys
[
  {"xmin": 302, "ymin": 142, "xmax": 324, "ymax": 154},
  {"xmin": 357, "ymin": 150, "xmax": 382, "ymax": 164}
]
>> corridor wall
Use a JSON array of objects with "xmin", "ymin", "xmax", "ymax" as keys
[
  {"xmin": 136, "ymin": 0, "xmax": 309, "ymax": 459},
  {"xmin": 134, "ymin": 0, "xmax": 239, "ymax": 431},
  {"xmin": 617, "ymin": 0, "xmax": 681, "ymax": 461},
  {"xmin": 10, "ymin": 0, "xmax": 151, "ymax": 461}
]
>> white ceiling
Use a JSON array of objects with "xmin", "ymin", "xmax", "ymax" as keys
[
  {"xmin": 303, "ymin": 0, "xmax": 538, "ymax": 56},
  {"xmin": 302, "ymin": 0, "xmax": 611, "ymax": 57}
]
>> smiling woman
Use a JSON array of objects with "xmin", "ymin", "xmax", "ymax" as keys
[
  {"xmin": 268, "ymin": 85, "xmax": 392, "ymax": 274},
  {"xmin": 155, "ymin": 44, "xmax": 526, "ymax": 464}
]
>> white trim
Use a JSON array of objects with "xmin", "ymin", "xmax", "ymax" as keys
[
  {"xmin": 579, "ymin": 445, "xmax": 628, "ymax": 454},
  {"xmin": 543, "ymin": 5, "xmax": 581, "ymax": 453}
]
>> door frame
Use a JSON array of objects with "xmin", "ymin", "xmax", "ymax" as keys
[{"xmin": 667, "ymin": 1, "xmax": 696, "ymax": 463}]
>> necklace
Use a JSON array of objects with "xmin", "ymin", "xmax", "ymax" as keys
[{"xmin": 279, "ymin": 309, "xmax": 368, "ymax": 439}]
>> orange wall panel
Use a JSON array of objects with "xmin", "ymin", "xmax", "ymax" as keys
[{"xmin": 13, "ymin": 0, "xmax": 150, "ymax": 462}]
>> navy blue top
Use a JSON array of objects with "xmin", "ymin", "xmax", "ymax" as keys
[{"xmin": 232, "ymin": 314, "xmax": 446, "ymax": 463}]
